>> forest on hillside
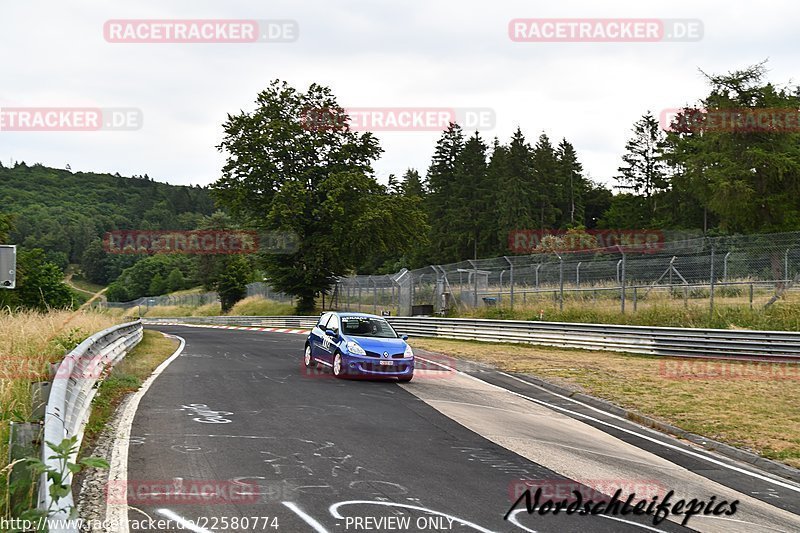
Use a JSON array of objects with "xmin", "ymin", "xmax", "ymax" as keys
[{"xmin": 2, "ymin": 63, "xmax": 799, "ymax": 309}]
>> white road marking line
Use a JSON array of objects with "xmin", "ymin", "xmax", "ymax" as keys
[
  {"xmin": 143, "ymin": 433, "xmax": 276, "ymax": 439},
  {"xmin": 496, "ymin": 371, "xmax": 800, "ymax": 493},
  {"xmin": 106, "ymin": 334, "xmax": 186, "ymax": 533},
  {"xmin": 282, "ymin": 502, "xmax": 330, "ymax": 533},
  {"xmin": 158, "ymin": 508, "xmax": 214, "ymax": 533},
  {"xmin": 415, "ymin": 355, "xmax": 800, "ymax": 494}
]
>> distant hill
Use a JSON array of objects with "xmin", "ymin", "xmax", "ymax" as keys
[{"xmin": 0, "ymin": 162, "xmax": 216, "ymax": 267}]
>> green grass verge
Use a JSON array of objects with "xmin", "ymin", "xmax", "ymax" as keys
[{"xmin": 81, "ymin": 331, "xmax": 178, "ymax": 451}]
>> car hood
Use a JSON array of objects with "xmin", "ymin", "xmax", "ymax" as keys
[{"xmin": 344, "ymin": 336, "xmax": 407, "ymax": 355}]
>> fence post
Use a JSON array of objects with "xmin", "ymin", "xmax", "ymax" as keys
[
  {"xmin": 710, "ymin": 247, "xmax": 716, "ymax": 316},
  {"xmin": 749, "ymin": 282, "xmax": 754, "ymax": 310},
  {"xmin": 786, "ymin": 248, "xmax": 791, "ymax": 281},
  {"xmin": 535, "ymin": 263, "xmax": 542, "ymax": 289},
  {"xmin": 467, "ymin": 260, "xmax": 478, "ymax": 308},
  {"xmin": 370, "ymin": 276, "xmax": 377, "ymax": 314},
  {"xmin": 633, "ymin": 286, "xmax": 637, "ymax": 312},
  {"xmin": 557, "ymin": 254, "xmax": 564, "ymax": 312},
  {"xmin": 504, "ymin": 256, "xmax": 514, "ymax": 310},
  {"xmin": 576, "ymin": 262, "xmax": 582, "ymax": 288},
  {"xmin": 723, "ymin": 252, "xmax": 731, "ymax": 282},
  {"xmin": 619, "ymin": 249, "xmax": 626, "ymax": 314}
]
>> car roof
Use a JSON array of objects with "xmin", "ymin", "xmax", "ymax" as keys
[{"xmin": 332, "ymin": 311, "xmax": 382, "ymax": 319}]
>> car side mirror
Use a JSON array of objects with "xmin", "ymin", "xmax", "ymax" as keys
[
  {"xmin": 326, "ymin": 329, "xmax": 337, "ymax": 338},
  {"xmin": 401, "ymin": 334, "xmax": 409, "ymax": 341}
]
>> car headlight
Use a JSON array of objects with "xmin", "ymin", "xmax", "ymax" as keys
[
  {"xmin": 346, "ymin": 341, "xmax": 366, "ymax": 356},
  {"xmin": 404, "ymin": 344, "xmax": 414, "ymax": 358}
]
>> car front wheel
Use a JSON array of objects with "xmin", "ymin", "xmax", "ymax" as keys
[
  {"xmin": 333, "ymin": 352, "xmax": 345, "ymax": 378},
  {"xmin": 304, "ymin": 345, "xmax": 313, "ymax": 368}
]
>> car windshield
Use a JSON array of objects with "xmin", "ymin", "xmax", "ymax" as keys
[{"xmin": 340, "ymin": 316, "xmax": 397, "ymax": 338}]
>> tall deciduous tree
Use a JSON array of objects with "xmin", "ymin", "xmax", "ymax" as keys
[
  {"xmin": 213, "ymin": 81, "xmax": 427, "ymax": 311},
  {"xmin": 663, "ymin": 63, "xmax": 800, "ymax": 234}
]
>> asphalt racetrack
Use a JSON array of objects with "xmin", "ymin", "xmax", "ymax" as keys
[{"xmin": 119, "ymin": 325, "xmax": 800, "ymax": 532}]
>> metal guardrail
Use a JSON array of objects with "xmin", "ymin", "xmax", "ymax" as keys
[
  {"xmin": 144, "ymin": 316, "xmax": 318, "ymax": 329},
  {"xmin": 38, "ymin": 320, "xmax": 143, "ymax": 532},
  {"xmin": 143, "ymin": 315, "xmax": 800, "ymax": 361}
]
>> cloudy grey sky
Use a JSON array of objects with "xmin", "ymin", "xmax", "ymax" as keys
[{"xmin": 1, "ymin": 0, "xmax": 797, "ymax": 188}]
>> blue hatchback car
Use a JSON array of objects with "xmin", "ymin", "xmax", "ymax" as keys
[{"xmin": 304, "ymin": 312, "xmax": 414, "ymax": 381}]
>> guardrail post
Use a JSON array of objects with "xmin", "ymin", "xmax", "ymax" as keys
[{"xmin": 503, "ymin": 256, "xmax": 514, "ymax": 310}]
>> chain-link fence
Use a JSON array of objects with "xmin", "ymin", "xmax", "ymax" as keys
[
  {"xmin": 332, "ymin": 232, "xmax": 800, "ymax": 316},
  {"xmin": 99, "ymin": 291, "xmax": 220, "ymax": 311},
  {"xmin": 100, "ymin": 282, "xmax": 295, "ymax": 311},
  {"xmin": 245, "ymin": 282, "xmax": 295, "ymax": 303}
]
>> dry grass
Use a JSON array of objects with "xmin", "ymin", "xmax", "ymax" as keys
[
  {"xmin": 413, "ymin": 337, "xmax": 800, "ymax": 468},
  {"xmin": 132, "ymin": 302, "xmax": 222, "ymax": 318},
  {"xmin": 464, "ymin": 292, "xmax": 800, "ymax": 331},
  {"xmin": 229, "ymin": 296, "xmax": 296, "ymax": 316},
  {"xmin": 82, "ymin": 330, "xmax": 177, "ymax": 450},
  {"xmin": 0, "ymin": 309, "xmax": 123, "ymax": 516}
]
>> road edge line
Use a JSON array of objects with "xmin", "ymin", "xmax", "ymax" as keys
[{"xmin": 105, "ymin": 333, "xmax": 187, "ymax": 532}]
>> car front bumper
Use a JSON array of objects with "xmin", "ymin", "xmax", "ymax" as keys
[{"xmin": 344, "ymin": 354, "xmax": 415, "ymax": 377}]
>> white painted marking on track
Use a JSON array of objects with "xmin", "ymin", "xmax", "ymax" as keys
[
  {"xmin": 158, "ymin": 508, "xmax": 214, "ymax": 533},
  {"xmin": 106, "ymin": 334, "xmax": 186, "ymax": 533},
  {"xmin": 329, "ymin": 500, "xmax": 496, "ymax": 533},
  {"xmin": 414, "ymin": 355, "xmax": 800, "ymax": 494},
  {"xmin": 496, "ymin": 371, "xmax": 800, "ymax": 494},
  {"xmin": 282, "ymin": 501, "xmax": 330, "ymax": 532}
]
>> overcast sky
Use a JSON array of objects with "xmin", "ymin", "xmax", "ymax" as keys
[{"xmin": 1, "ymin": 0, "xmax": 797, "ymax": 189}]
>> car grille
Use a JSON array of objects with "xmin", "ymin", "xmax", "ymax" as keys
[
  {"xmin": 365, "ymin": 351, "xmax": 405, "ymax": 359},
  {"xmin": 361, "ymin": 363, "xmax": 409, "ymax": 373}
]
